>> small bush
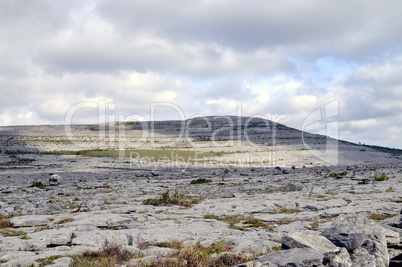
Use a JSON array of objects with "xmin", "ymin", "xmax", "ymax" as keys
[
  {"xmin": 190, "ymin": 178, "xmax": 212, "ymax": 185},
  {"xmin": 143, "ymin": 190, "xmax": 201, "ymax": 207},
  {"xmin": 28, "ymin": 181, "xmax": 47, "ymax": 189},
  {"xmin": 69, "ymin": 244, "xmax": 137, "ymax": 266},
  {"xmin": 0, "ymin": 218, "xmax": 14, "ymax": 228},
  {"xmin": 373, "ymin": 173, "xmax": 389, "ymax": 181}
]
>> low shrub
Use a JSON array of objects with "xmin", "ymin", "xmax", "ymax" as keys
[{"xmin": 190, "ymin": 178, "xmax": 212, "ymax": 185}]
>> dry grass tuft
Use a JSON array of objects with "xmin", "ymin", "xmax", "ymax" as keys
[
  {"xmin": 367, "ymin": 213, "xmax": 397, "ymax": 222},
  {"xmin": 69, "ymin": 243, "xmax": 139, "ymax": 267},
  {"xmin": 144, "ymin": 241, "xmax": 256, "ymax": 267},
  {"xmin": 0, "ymin": 229, "xmax": 25, "ymax": 237},
  {"xmin": 0, "ymin": 218, "xmax": 14, "ymax": 229},
  {"xmin": 56, "ymin": 217, "xmax": 75, "ymax": 224}
]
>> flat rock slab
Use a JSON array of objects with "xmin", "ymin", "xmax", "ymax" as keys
[
  {"xmin": 10, "ymin": 215, "xmax": 51, "ymax": 227},
  {"xmin": 282, "ymin": 232, "xmax": 338, "ymax": 254},
  {"xmin": 251, "ymin": 247, "xmax": 324, "ymax": 267}
]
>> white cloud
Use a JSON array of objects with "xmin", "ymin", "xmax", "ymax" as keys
[{"xmin": 0, "ymin": 0, "xmax": 402, "ymax": 148}]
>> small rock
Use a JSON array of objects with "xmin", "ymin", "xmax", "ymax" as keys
[{"xmin": 49, "ymin": 174, "xmax": 61, "ymax": 186}]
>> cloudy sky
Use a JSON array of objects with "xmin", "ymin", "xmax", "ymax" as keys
[{"xmin": 1, "ymin": 0, "xmax": 401, "ymax": 148}]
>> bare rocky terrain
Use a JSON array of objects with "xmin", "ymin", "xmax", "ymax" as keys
[{"xmin": 0, "ymin": 116, "xmax": 401, "ymax": 266}]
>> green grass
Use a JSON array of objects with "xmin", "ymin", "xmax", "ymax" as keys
[
  {"xmin": 143, "ymin": 241, "xmax": 256, "ymax": 267},
  {"xmin": 0, "ymin": 216, "xmax": 14, "ymax": 228},
  {"xmin": 36, "ymin": 255, "xmax": 64, "ymax": 267},
  {"xmin": 69, "ymin": 241, "xmax": 256, "ymax": 267},
  {"xmin": 203, "ymin": 214, "xmax": 251, "ymax": 230},
  {"xmin": 47, "ymin": 149, "xmax": 215, "ymax": 160},
  {"xmin": 190, "ymin": 178, "xmax": 212, "ymax": 185},
  {"xmin": 368, "ymin": 213, "xmax": 397, "ymax": 222},
  {"xmin": 373, "ymin": 172, "xmax": 390, "ymax": 181},
  {"xmin": 0, "ymin": 229, "xmax": 25, "ymax": 237},
  {"xmin": 69, "ymin": 244, "xmax": 139, "ymax": 266},
  {"xmin": 143, "ymin": 190, "xmax": 202, "ymax": 207},
  {"xmin": 28, "ymin": 181, "xmax": 47, "ymax": 189},
  {"xmin": 270, "ymin": 208, "xmax": 303, "ymax": 214}
]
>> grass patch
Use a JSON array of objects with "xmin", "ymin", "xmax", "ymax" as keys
[
  {"xmin": 28, "ymin": 181, "xmax": 47, "ymax": 189},
  {"xmin": 243, "ymin": 219, "xmax": 266, "ymax": 228},
  {"xmin": 270, "ymin": 208, "xmax": 303, "ymax": 214},
  {"xmin": 36, "ymin": 255, "xmax": 63, "ymax": 267},
  {"xmin": 203, "ymin": 214, "xmax": 251, "ymax": 230},
  {"xmin": 69, "ymin": 244, "xmax": 139, "ymax": 266},
  {"xmin": 0, "ymin": 229, "xmax": 25, "ymax": 237},
  {"xmin": 373, "ymin": 172, "xmax": 390, "ymax": 181},
  {"xmin": 190, "ymin": 178, "xmax": 212, "ymax": 185},
  {"xmin": 0, "ymin": 217, "xmax": 14, "ymax": 228},
  {"xmin": 47, "ymin": 149, "xmax": 215, "ymax": 160},
  {"xmin": 143, "ymin": 190, "xmax": 202, "ymax": 207},
  {"xmin": 56, "ymin": 217, "xmax": 75, "ymax": 225},
  {"xmin": 143, "ymin": 241, "xmax": 256, "ymax": 267},
  {"xmin": 368, "ymin": 213, "xmax": 397, "ymax": 222}
]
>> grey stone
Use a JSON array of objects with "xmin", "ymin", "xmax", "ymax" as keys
[
  {"xmin": 350, "ymin": 247, "xmax": 376, "ymax": 267},
  {"xmin": 254, "ymin": 248, "xmax": 324, "ymax": 267},
  {"xmin": 322, "ymin": 226, "xmax": 369, "ymax": 251},
  {"xmin": 322, "ymin": 214, "xmax": 390, "ymax": 267},
  {"xmin": 282, "ymin": 232, "xmax": 338, "ymax": 254},
  {"xmin": 10, "ymin": 214, "xmax": 51, "ymax": 227},
  {"xmin": 323, "ymin": 247, "xmax": 352, "ymax": 267},
  {"xmin": 49, "ymin": 174, "xmax": 61, "ymax": 186}
]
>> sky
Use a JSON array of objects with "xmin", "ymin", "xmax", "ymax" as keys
[{"xmin": 1, "ymin": 0, "xmax": 402, "ymax": 148}]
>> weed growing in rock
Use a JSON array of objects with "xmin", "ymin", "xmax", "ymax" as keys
[
  {"xmin": 190, "ymin": 178, "xmax": 212, "ymax": 184},
  {"xmin": 143, "ymin": 190, "xmax": 201, "ymax": 207},
  {"xmin": 69, "ymin": 243, "xmax": 140, "ymax": 266},
  {"xmin": 0, "ymin": 229, "xmax": 25, "ymax": 237},
  {"xmin": 28, "ymin": 181, "xmax": 47, "ymax": 189},
  {"xmin": 367, "ymin": 213, "xmax": 397, "ymax": 222},
  {"xmin": 35, "ymin": 255, "xmax": 63, "ymax": 267},
  {"xmin": 20, "ymin": 232, "xmax": 31, "ymax": 239},
  {"xmin": 243, "ymin": 219, "xmax": 266, "ymax": 228},
  {"xmin": 143, "ymin": 241, "xmax": 256, "ymax": 267},
  {"xmin": 0, "ymin": 214, "xmax": 14, "ymax": 228},
  {"xmin": 203, "ymin": 214, "xmax": 250, "ymax": 230},
  {"xmin": 56, "ymin": 217, "xmax": 75, "ymax": 225},
  {"xmin": 270, "ymin": 208, "xmax": 302, "ymax": 214},
  {"xmin": 373, "ymin": 172, "xmax": 389, "ymax": 181}
]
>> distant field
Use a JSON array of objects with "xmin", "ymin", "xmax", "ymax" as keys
[{"xmin": 47, "ymin": 149, "xmax": 217, "ymax": 160}]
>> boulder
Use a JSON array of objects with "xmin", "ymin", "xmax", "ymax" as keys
[
  {"xmin": 322, "ymin": 226, "xmax": 369, "ymax": 251},
  {"xmin": 282, "ymin": 232, "xmax": 338, "ymax": 254},
  {"xmin": 323, "ymin": 247, "xmax": 352, "ymax": 267},
  {"xmin": 49, "ymin": 174, "xmax": 61, "ymax": 186},
  {"xmin": 321, "ymin": 213, "xmax": 390, "ymax": 267},
  {"xmin": 10, "ymin": 215, "xmax": 51, "ymax": 227},
  {"xmin": 252, "ymin": 247, "xmax": 324, "ymax": 267}
]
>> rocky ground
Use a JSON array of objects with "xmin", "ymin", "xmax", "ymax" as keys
[
  {"xmin": 0, "ymin": 158, "xmax": 401, "ymax": 266},
  {"xmin": 0, "ymin": 120, "xmax": 401, "ymax": 266}
]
